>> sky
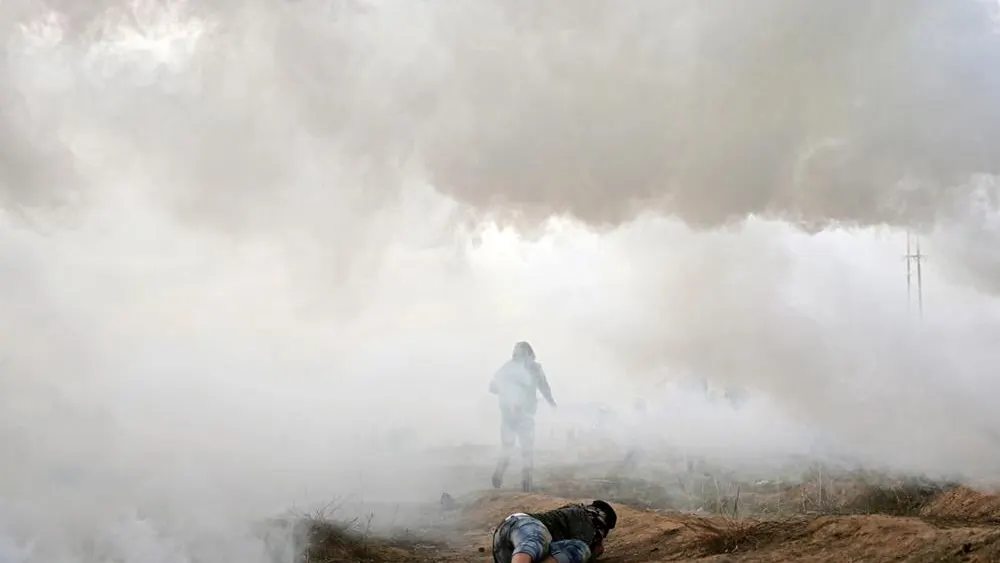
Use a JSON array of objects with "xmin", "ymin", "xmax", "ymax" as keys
[{"xmin": 2, "ymin": 1, "xmax": 1000, "ymax": 562}]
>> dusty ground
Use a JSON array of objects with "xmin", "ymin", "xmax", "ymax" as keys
[
  {"xmin": 296, "ymin": 483, "xmax": 1000, "ymax": 562},
  {"xmin": 283, "ymin": 444, "xmax": 1000, "ymax": 562},
  {"xmin": 453, "ymin": 489, "xmax": 1000, "ymax": 562}
]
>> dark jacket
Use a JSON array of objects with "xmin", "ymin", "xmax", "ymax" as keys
[{"xmin": 527, "ymin": 504, "xmax": 605, "ymax": 550}]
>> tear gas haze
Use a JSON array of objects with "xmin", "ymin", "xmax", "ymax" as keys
[{"xmin": 2, "ymin": 1, "xmax": 1000, "ymax": 562}]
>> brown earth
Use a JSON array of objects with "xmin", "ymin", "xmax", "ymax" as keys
[
  {"xmin": 299, "ymin": 486, "xmax": 1000, "ymax": 562},
  {"xmin": 921, "ymin": 486, "xmax": 1000, "ymax": 525}
]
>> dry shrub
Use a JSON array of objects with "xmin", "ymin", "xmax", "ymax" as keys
[
  {"xmin": 690, "ymin": 517, "xmax": 809, "ymax": 556},
  {"xmin": 264, "ymin": 503, "xmax": 434, "ymax": 563},
  {"xmin": 840, "ymin": 478, "xmax": 950, "ymax": 516}
]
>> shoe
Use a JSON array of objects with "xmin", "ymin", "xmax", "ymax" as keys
[
  {"xmin": 521, "ymin": 468, "xmax": 533, "ymax": 492},
  {"xmin": 493, "ymin": 458, "xmax": 509, "ymax": 489}
]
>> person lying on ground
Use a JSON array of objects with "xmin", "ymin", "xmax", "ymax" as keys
[{"xmin": 491, "ymin": 500, "xmax": 617, "ymax": 563}]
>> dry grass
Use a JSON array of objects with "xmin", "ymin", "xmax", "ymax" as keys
[
  {"xmin": 462, "ymin": 489, "xmax": 1000, "ymax": 562},
  {"xmin": 261, "ymin": 501, "xmax": 445, "ymax": 563},
  {"xmin": 838, "ymin": 476, "xmax": 947, "ymax": 516},
  {"xmin": 688, "ymin": 516, "xmax": 810, "ymax": 556},
  {"xmin": 538, "ymin": 455, "xmax": 958, "ymax": 521},
  {"xmin": 248, "ymin": 446, "xmax": 988, "ymax": 563},
  {"xmin": 249, "ymin": 474, "xmax": 1000, "ymax": 563}
]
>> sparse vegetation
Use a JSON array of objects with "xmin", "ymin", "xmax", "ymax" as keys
[
  {"xmin": 261, "ymin": 502, "xmax": 447, "ymax": 563},
  {"xmin": 259, "ymin": 455, "xmax": 1000, "ymax": 562},
  {"xmin": 537, "ymin": 456, "xmax": 960, "ymax": 519},
  {"xmin": 690, "ymin": 517, "xmax": 810, "ymax": 556}
]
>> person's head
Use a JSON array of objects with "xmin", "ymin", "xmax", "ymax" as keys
[
  {"xmin": 511, "ymin": 341, "xmax": 536, "ymax": 361},
  {"xmin": 586, "ymin": 500, "xmax": 617, "ymax": 538}
]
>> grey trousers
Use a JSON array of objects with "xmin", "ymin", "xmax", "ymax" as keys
[{"xmin": 494, "ymin": 408, "xmax": 536, "ymax": 490}]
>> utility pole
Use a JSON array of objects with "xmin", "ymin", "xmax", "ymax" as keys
[{"xmin": 904, "ymin": 231, "xmax": 925, "ymax": 319}]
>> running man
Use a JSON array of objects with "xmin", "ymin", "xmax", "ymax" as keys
[{"xmin": 489, "ymin": 341, "xmax": 557, "ymax": 492}]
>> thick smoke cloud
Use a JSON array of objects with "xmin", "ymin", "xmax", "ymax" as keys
[
  {"xmin": 425, "ymin": 0, "xmax": 1000, "ymax": 230},
  {"xmin": 3, "ymin": 0, "xmax": 999, "ymax": 288},
  {"xmin": 2, "ymin": 4, "xmax": 1000, "ymax": 561}
]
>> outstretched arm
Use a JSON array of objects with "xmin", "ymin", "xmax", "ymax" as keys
[
  {"xmin": 591, "ymin": 539, "xmax": 605, "ymax": 559},
  {"xmin": 532, "ymin": 363, "xmax": 556, "ymax": 407}
]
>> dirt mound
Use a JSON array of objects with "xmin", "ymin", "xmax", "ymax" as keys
[
  {"xmin": 921, "ymin": 485, "xmax": 1000, "ymax": 525},
  {"xmin": 455, "ymin": 491, "xmax": 1000, "ymax": 562},
  {"xmin": 461, "ymin": 492, "xmax": 730, "ymax": 561},
  {"xmin": 462, "ymin": 492, "xmax": 715, "ymax": 554},
  {"xmin": 286, "ymin": 485, "xmax": 1000, "ymax": 562}
]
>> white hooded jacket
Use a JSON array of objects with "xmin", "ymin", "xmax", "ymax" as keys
[{"xmin": 489, "ymin": 342, "xmax": 556, "ymax": 417}]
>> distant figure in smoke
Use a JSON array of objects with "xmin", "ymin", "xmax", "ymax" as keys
[
  {"xmin": 491, "ymin": 500, "xmax": 617, "ymax": 563},
  {"xmin": 489, "ymin": 341, "xmax": 557, "ymax": 492}
]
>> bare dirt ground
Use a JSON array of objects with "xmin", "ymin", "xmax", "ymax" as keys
[
  {"xmin": 280, "ymin": 444, "xmax": 1000, "ymax": 562},
  {"xmin": 452, "ymin": 489, "xmax": 1000, "ymax": 562},
  {"xmin": 293, "ymin": 479, "xmax": 1000, "ymax": 562}
]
